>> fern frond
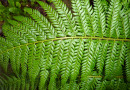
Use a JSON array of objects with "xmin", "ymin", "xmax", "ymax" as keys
[
  {"xmin": 61, "ymin": 39, "xmax": 74, "ymax": 87},
  {"xmin": 105, "ymin": 41, "xmax": 119, "ymax": 79},
  {"xmin": 47, "ymin": 0, "xmax": 77, "ymax": 36},
  {"xmin": 70, "ymin": 39, "xmax": 84, "ymax": 82},
  {"xmin": 113, "ymin": 41, "xmax": 126, "ymax": 76},
  {"xmin": 0, "ymin": 0, "xmax": 130, "ymax": 89},
  {"xmin": 71, "ymin": 0, "xmax": 90, "ymax": 36},
  {"xmin": 69, "ymin": 82, "xmax": 79, "ymax": 90},
  {"xmin": 120, "ymin": 9, "xmax": 130, "ymax": 39},
  {"xmin": 96, "ymin": 78, "xmax": 127, "ymax": 90},
  {"xmin": 114, "ymin": 78, "xmax": 127, "ymax": 90},
  {"xmin": 96, "ymin": 40, "xmax": 108, "ymax": 75},
  {"xmin": 7, "ymin": 19, "xmax": 35, "ymax": 43},
  {"xmin": 101, "ymin": 0, "xmax": 109, "ymax": 14},
  {"xmin": 9, "ymin": 49, "xmax": 18, "ymax": 75},
  {"xmin": 94, "ymin": 0, "xmax": 106, "ymax": 37},
  {"xmin": 13, "ymin": 16, "xmax": 42, "ymax": 40},
  {"xmin": 96, "ymin": 80, "xmax": 108, "ymax": 90},
  {"xmin": 39, "ymin": 69, "xmax": 49, "ymax": 90},
  {"xmin": 27, "ymin": 44, "xmax": 40, "ymax": 90},
  {"xmin": 126, "ymin": 42, "xmax": 130, "ymax": 82},
  {"xmin": 81, "ymin": 72, "xmax": 101, "ymax": 90},
  {"xmin": 48, "ymin": 40, "xmax": 64, "ymax": 89},
  {"xmin": 0, "ymin": 75, "xmax": 21, "ymax": 90},
  {"xmin": 81, "ymin": 39, "xmax": 97, "ymax": 89},
  {"xmin": 0, "ymin": 37, "xmax": 11, "ymax": 72},
  {"xmin": 2, "ymin": 23, "xmax": 22, "ymax": 45},
  {"xmin": 37, "ymin": 1, "xmax": 66, "ymax": 37},
  {"xmin": 39, "ymin": 41, "xmax": 54, "ymax": 89},
  {"xmin": 15, "ymin": 47, "xmax": 21, "ymax": 74},
  {"xmin": 0, "ymin": 27, "xmax": 18, "ymax": 75},
  {"xmin": 106, "ymin": 0, "xmax": 121, "ymax": 38},
  {"xmin": 24, "ymin": 7, "xmax": 56, "ymax": 39},
  {"xmin": 37, "ymin": 43, "xmax": 48, "ymax": 90},
  {"xmin": 81, "ymin": 0, "xmax": 96, "ymax": 36},
  {"xmin": 20, "ymin": 46, "xmax": 29, "ymax": 78}
]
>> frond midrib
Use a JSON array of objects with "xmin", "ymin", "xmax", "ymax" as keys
[{"xmin": 1, "ymin": 36, "xmax": 130, "ymax": 55}]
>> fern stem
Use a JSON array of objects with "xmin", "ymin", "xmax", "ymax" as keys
[{"xmin": 0, "ymin": 37, "xmax": 130, "ymax": 55}]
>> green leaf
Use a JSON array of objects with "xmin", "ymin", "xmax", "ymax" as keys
[
  {"xmin": 16, "ymin": 2, "xmax": 21, "ymax": 8},
  {"xmin": 9, "ymin": 7, "xmax": 20, "ymax": 14}
]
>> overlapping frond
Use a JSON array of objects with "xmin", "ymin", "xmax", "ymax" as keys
[
  {"xmin": 48, "ymin": 40, "xmax": 64, "ymax": 89},
  {"xmin": 37, "ymin": 2, "xmax": 66, "ymax": 37},
  {"xmin": 126, "ymin": 42, "xmax": 130, "ymax": 82},
  {"xmin": 105, "ymin": 41, "xmax": 118, "ymax": 79},
  {"xmin": 120, "ymin": 8, "xmax": 130, "ymax": 39},
  {"xmin": 96, "ymin": 40, "xmax": 108, "ymax": 75},
  {"xmin": 0, "ymin": 75, "xmax": 21, "ymax": 90},
  {"xmin": 0, "ymin": 0, "xmax": 130, "ymax": 89},
  {"xmin": 70, "ymin": 39, "xmax": 84, "ymax": 85},
  {"xmin": 60, "ymin": 39, "xmax": 74, "ymax": 87},
  {"xmin": 94, "ymin": 0, "xmax": 106, "ymax": 37},
  {"xmin": 71, "ymin": 0, "xmax": 90, "ymax": 36},
  {"xmin": 47, "ymin": 0, "xmax": 77, "ymax": 36}
]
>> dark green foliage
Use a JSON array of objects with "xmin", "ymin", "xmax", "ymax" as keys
[
  {"xmin": 0, "ymin": 0, "xmax": 130, "ymax": 90},
  {"xmin": 0, "ymin": 0, "xmax": 41, "ymax": 21}
]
